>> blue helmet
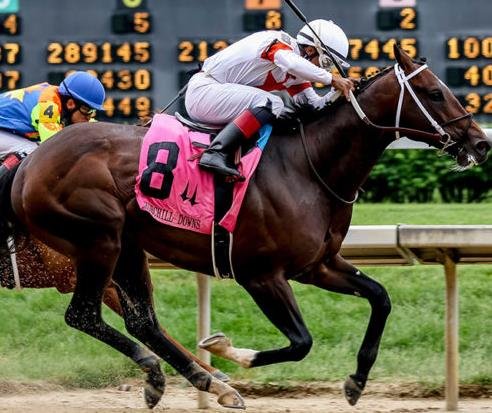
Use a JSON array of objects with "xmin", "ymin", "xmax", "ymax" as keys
[{"xmin": 59, "ymin": 71, "xmax": 106, "ymax": 110}]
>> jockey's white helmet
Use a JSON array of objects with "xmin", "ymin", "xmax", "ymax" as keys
[{"xmin": 296, "ymin": 19, "xmax": 350, "ymax": 70}]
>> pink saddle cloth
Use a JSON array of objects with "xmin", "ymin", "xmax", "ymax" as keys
[{"xmin": 135, "ymin": 114, "xmax": 268, "ymax": 235}]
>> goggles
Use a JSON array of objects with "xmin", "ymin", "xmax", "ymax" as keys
[
  {"xmin": 78, "ymin": 105, "xmax": 97, "ymax": 118},
  {"xmin": 301, "ymin": 45, "xmax": 335, "ymax": 71},
  {"xmin": 319, "ymin": 53, "xmax": 335, "ymax": 71},
  {"xmin": 61, "ymin": 80, "xmax": 97, "ymax": 118}
]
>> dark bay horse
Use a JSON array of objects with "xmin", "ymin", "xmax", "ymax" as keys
[{"xmin": 0, "ymin": 46, "xmax": 489, "ymax": 409}]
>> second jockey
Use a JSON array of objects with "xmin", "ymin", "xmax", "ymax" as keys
[
  {"xmin": 0, "ymin": 71, "xmax": 106, "ymax": 157},
  {"xmin": 185, "ymin": 19, "xmax": 356, "ymax": 180}
]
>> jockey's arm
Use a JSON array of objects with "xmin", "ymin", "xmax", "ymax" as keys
[
  {"xmin": 274, "ymin": 49, "xmax": 355, "ymax": 101},
  {"xmin": 291, "ymin": 86, "xmax": 341, "ymax": 110},
  {"xmin": 36, "ymin": 99, "xmax": 63, "ymax": 142},
  {"xmin": 274, "ymin": 49, "xmax": 332, "ymax": 85}
]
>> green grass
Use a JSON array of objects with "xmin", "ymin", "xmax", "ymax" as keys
[
  {"xmin": 0, "ymin": 204, "xmax": 491, "ymax": 387},
  {"xmin": 352, "ymin": 203, "xmax": 492, "ymax": 225}
]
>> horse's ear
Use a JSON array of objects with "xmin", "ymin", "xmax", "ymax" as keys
[{"xmin": 393, "ymin": 43, "xmax": 413, "ymax": 71}]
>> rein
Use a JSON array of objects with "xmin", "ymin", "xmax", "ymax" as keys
[{"xmin": 298, "ymin": 120, "xmax": 358, "ymax": 205}]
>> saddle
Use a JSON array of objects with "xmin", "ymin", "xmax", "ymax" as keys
[
  {"xmin": 174, "ymin": 111, "xmax": 260, "ymax": 156},
  {"xmin": 174, "ymin": 112, "xmax": 223, "ymax": 134}
]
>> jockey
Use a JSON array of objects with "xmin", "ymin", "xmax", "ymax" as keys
[
  {"xmin": 185, "ymin": 19, "xmax": 356, "ymax": 180},
  {"xmin": 0, "ymin": 71, "xmax": 106, "ymax": 157}
]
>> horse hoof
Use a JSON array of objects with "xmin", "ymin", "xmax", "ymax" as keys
[
  {"xmin": 143, "ymin": 368, "xmax": 166, "ymax": 409},
  {"xmin": 212, "ymin": 369, "xmax": 230, "ymax": 382},
  {"xmin": 198, "ymin": 332, "xmax": 231, "ymax": 354},
  {"xmin": 217, "ymin": 389, "xmax": 245, "ymax": 409},
  {"xmin": 144, "ymin": 382, "xmax": 165, "ymax": 409},
  {"xmin": 343, "ymin": 375, "xmax": 364, "ymax": 406}
]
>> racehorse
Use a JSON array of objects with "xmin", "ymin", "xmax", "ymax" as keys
[
  {"xmin": 0, "ymin": 235, "xmax": 227, "ymax": 406},
  {"xmin": 0, "ymin": 46, "xmax": 489, "ymax": 409}
]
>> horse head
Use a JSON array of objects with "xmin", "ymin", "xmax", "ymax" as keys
[
  {"xmin": 289, "ymin": 46, "xmax": 490, "ymax": 204},
  {"xmin": 392, "ymin": 44, "xmax": 490, "ymax": 168}
]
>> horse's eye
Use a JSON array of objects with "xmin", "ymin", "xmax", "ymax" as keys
[{"xmin": 429, "ymin": 90, "xmax": 444, "ymax": 101}]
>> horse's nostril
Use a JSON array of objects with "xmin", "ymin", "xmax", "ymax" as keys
[{"xmin": 476, "ymin": 140, "xmax": 491, "ymax": 155}]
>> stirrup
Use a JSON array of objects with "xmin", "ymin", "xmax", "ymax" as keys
[
  {"xmin": 199, "ymin": 160, "xmax": 246, "ymax": 182},
  {"xmin": 225, "ymin": 174, "xmax": 246, "ymax": 183},
  {"xmin": 199, "ymin": 160, "xmax": 238, "ymax": 175}
]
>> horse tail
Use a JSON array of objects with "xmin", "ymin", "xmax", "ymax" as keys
[{"xmin": 0, "ymin": 153, "xmax": 24, "ymax": 256}]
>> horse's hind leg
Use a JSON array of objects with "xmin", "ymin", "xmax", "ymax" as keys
[
  {"xmin": 296, "ymin": 254, "xmax": 392, "ymax": 406},
  {"xmin": 102, "ymin": 283, "xmax": 229, "ymax": 382},
  {"xmin": 100, "ymin": 286, "xmax": 166, "ymax": 408},
  {"xmin": 65, "ymin": 242, "xmax": 169, "ymax": 409},
  {"xmin": 36, "ymin": 241, "xmax": 165, "ymax": 391},
  {"xmin": 51, "ymin": 267, "xmax": 166, "ymax": 407},
  {"xmin": 111, "ymin": 238, "xmax": 244, "ymax": 409},
  {"xmin": 40, "ymin": 240, "xmax": 228, "ymax": 386}
]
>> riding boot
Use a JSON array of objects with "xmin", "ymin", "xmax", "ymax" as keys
[{"xmin": 199, "ymin": 106, "xmax": 275, "ymax": 179}]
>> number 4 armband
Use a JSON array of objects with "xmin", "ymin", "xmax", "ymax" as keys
[{"xmin": 38, "ymin": 100, "xmax": 61, "ymax": 123}]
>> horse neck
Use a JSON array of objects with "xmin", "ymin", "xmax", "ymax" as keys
[{"xmin": 305, "ymin": 75, "xmax": 399, "ymax": 199}]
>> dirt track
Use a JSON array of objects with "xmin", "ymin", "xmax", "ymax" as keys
[{"xmin": 0, "ymin": 380, "xmax": 491, "ymax": 413}]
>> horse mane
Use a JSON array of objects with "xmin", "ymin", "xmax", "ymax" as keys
[{"xmin": 292, "ymin": 66, "xmax": 394, "ymax": 127}]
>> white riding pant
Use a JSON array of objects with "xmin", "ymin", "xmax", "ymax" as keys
[
  {"xmin": 185, "ymin": 72, "xmax": 285, "ymax": 124},
  {"xmin": 0, "ymin": 129, "xmax": 38, "ymax": 157}
]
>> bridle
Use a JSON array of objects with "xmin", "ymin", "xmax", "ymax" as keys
[
  {"xmin": 392, "ymin": 63, "xmax": 472, "ymax": 152},
  {"xmin": 300, "ymin": 62, "xmax": 473, "ymax": 205},
  {"xmin": 350, "ymin": 63, "xmax": 473, "ymax": 152}
]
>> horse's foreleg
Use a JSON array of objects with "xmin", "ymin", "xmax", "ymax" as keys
[
  {"xmin": 111, "ymin": 243, "xmax": 244, "ymax": 410},
  {"xmin": 296, "ymin": 254, "xmax": 392, "ymax": 406},
  {"xmin": 202, "ymin": 272, "xmax": 313, "ymax": 368}
]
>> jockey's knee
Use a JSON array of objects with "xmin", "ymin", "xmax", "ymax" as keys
[
  {"xmin": 268, "ymin": 96, "xmax": 285, "ymax": 118},
  {"xmin": 251, "ymin": 94, "xmax": 284, "ymax": 119}
]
